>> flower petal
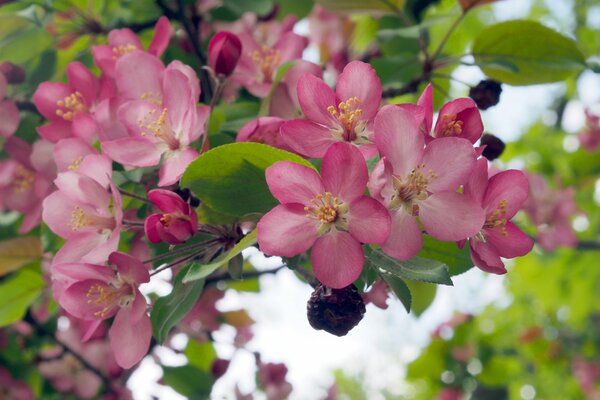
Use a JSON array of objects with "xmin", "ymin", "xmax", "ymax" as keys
[
  {"xmin": 148, "ymin": 189, "xmax": 189, "ymax": 213},
  {"xmin": 266, "ymin": 161, "xmax": 324, "ymax": 204},
  {"xmin": 109, "ymin": 251, "xmax": 150, "ymax": 284},
  {"xmin": 381, "ymin": 209, "xmax": 423, "ymax": 260},
  {"xmin": 417, "ymin": 83, "xmax": 433, "ymax": 133},
  {"xmin": 102, "ymin": 137, "xmax": 163, "ymax": 167},
  {"xmin": 158, "ymin": 148, "xmax": 198, "ymax": 187},
  {"xmin": 483, "ymin": 169, "xmax": 529, "ymax": 219},
  {"xmin": 419, "ymin": 192, "xmax": 485, "ymax": 241},
  {"xmin": 297, "ymin": 74, "xmax": 337, "ymax": 127},
  {"xmin": 115, "ymin": 51, "xmax": 163, "ymax": 100},
  {"xmin": 144, "ymin": 214, "xmax": 162, "ymax": 244},
  {"xmin": 110, "ymin": 295, "xmax": 151, "ymax": 369},
  {"xmin": 435, "ymin": 98, "xmax": 483, "ymax": 143},
  {"xmin": 469, "ymin": 238, "xmax": 506, "ymax": 274},
  {"xmin": 422, "ymin": 137, "xmax": 476, "ymax": 193},
  {"xmin": 280, "ymin": 119, "xmax": 338, "ymax": 158},
  {"xmin": 61, "ymin": 280, "xmax": 119, "ymax": 320},
  {"xmin": 311, "ymin": 230, "xmax": 364, "ymax": 289},
  {"xmin": 347, "ymin": 196, "xmax": 390, "ymax": 244},
  {"xmin": 148, "ymin": 16, "xmax": 173, "ymax": 56},
  {"xmin": 257, "ymin": 204, "xmax": 318, "ymax": 257},
  {"xmin": 485, "ymin": 221, "xmax": 534, "ymax": 258},
  {"xmin": 321, "ymin": 142, "xmax": 367, "ymax": 202},
  {"xmin": 464, "ymin": 158, "xmax": 489, "ymax": 205},
  {"xmin": 0, "ymin": 100, "xmax": 19, "ymax": 138},
  {"xmin": 335, "ymin": 61, "xmax": 382, "ymax": 120}
]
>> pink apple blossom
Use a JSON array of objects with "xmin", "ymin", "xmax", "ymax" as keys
[
  {"xmin": 280, "ymin": 61, "xmax": 381, "ymax": 159},
  {"xmin": 362, "ymin": 280, "xmax": 390, "ymax": 309},
  {"xmin": 236, "ymin": 117, "xmax": 291, "ymax": 151},
  {"xmin": 0, "ymin": 71, "xmax": 19, "ymax": 138},
  {"xmin": 257, "ymin": 142, "xmax": 391, "ymax": 288},
  {"xmin": 101, "ymin": 52, "xmax": 209, "ymax": 186},
  {"xmin": 269, "ymin": 60, "xmax": 323, "ymax": 119},
  {"xmin": 579, "ymin": 109, "xmax": 600, "ymax": 152},
  {"xmin": 145, "ymin": 189, "xmax": 198, "ymax": 245},
  {"xmin": 232, "ymin": 31, "xmax": 308, "ymax": 97},
  {"xmin": 208, "ymin": 31, "xmax": 242, "ymax": 77},
  {"xmin": 464, "ymin": 159, "xmax": 534, "ymax": 274},
  {"xmin": 0, "ymin": 367, "xmax": 35, "ymax": 400},
  {"xmin": 257, "ymin": 359, "xmax": 293, "ymax": 400},
  {"xmin": 368, "ymin": 105, "xmax": 485, "ymax": 260},
  {"xmin": 52, "ymin": 251, "xmax": 151, "ymax": 369},
  {"xmin": 42, "ymin": 154, "xmax": 122, "ymax": 264}
]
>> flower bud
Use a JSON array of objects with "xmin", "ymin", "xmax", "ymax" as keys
[
  {"xmin": 480, "ymin": 133, "xmax": 505, "ymax": 160},
  {"xmin": 307, "ymin": 283, "xmax": 365, "ymax": 336},
  {"xmin": 208, "ymin": 31, "xmax": 242, "ymax": 77},
  {"xmin": 0, "ymin": 62, "xmax": 26, "ymax": 85},
  {"xmin": 469, "ymin": 79, "xmax": 502, "ymax": 110}
]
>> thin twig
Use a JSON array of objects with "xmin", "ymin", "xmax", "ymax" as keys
[
  {"xmin": 205, "ymin": 264, "xmax": 287, "ymax": 285},
  {"xmin": 143, "ymin": 238, "xmax": 220, "ymax": 265},
  {"xmin": 118, "ymin": 188, "xmax": 152, "ymax": 204},
  {"xmin": 150, "ymin": 250, "xmax": 205, "ymax": 276}
]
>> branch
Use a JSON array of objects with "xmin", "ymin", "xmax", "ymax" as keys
[
  {"xmin": 16, "ymin": 100, "xmax": 41, "ymax": 116},
  {"xmin": 576, "ymin": 240, "xmax": 600, "ymax": 251},
  {"xmin": 205, "ymin": 264, "xmax": 287, "ymax": 285}
]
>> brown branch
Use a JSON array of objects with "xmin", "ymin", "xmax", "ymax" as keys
[{"xmin": 16, "ymin": 100, "xmax": 41, "ymax": 116}]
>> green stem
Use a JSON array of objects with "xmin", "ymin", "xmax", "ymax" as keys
[{"xmin": 143, "ymin": 238, "xmax": 220, "ymax": 266}]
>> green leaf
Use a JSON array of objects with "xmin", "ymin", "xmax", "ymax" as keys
[
  {"xmin": 381, "ymin": 274, "xmax": 411, "ymax": 312},
  {"xmin": 184, "ymin": 229, "xmax": 257, "ymax": 283},
  {"xmin": 0, "ymin": 28, "xmax": 53, "ymax": 64},
  {"xmin": 0, "ymin": 268, "xmax": 44, "ymax": 327},
  {"xmin": 277, "ymin": 0, "xmax": 314, "ymax": 19},
  {"xmin": 0, "ymin": 237, "xmax": 41, "ymax": 277},
  {"xmin": 181, "ymin": 142, "xmax": 314, "ymax": 217},
  {"xmin": 316, "ymin": 0, "xmax": 404, "ymax": 14},
  {"xmin": 417, "ymin": 236, "xmax": 474, "ymax": 276},
  {"xmin": 162, "ymin": 365, "xmax": 214, "ymax": 400},
  {"xmin": 222, "ymin": 0, "xmax": 273, "ymax": 16},
  {"xmin": 185, "ymin": 340, "xmax": 217, "ymax": 372},
  {"xmin": 259, "ymin": 60, "xmax": 296, "ymax": 116},
  {"xmin": 227, "ymin": 253, "xmax": 244, "ymax": 280},
  {"xmin": 472, "ymin": 20, "xmax": 586, "ymax": 85},
  {"xmin": 404, "ymin": 280, "xmax": 437, "ymax": 316},
  {"xmin": 364, "ymin": 247, "xmax": 453, "ymax": 285},
  {"xmin": 151, "ymin": 265, "xmax": 206, "ymax": 343}
]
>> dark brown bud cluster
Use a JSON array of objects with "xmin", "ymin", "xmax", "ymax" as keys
[
  {"xmin": 174, "ymin": 187, "xmax": 200, "ymax": 208},
  {"xmin": 480, "ymin": 133, "xmax": 506, "ymax": 161},
  {"xmin": 469, "ymin": 79, "xmax": 502, "ymax": 110},
  {"xmin": 307, "ymin": 283, "xmax": 366, "ymax": 336}
]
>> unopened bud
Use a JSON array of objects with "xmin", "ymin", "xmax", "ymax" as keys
[
  {"xmin": 307, "ymin": 283, "xmax": 365, "ymax": 337},
  {"xmin": 480, "ymin": 133, "xmax": 505, "ymax": 160},
  {"xmin": 469, "ymin": 79, "xmax": 502, "ymax": 110},
  {"xmin": 211, "ymin": 358, "xmax": 230, "ymax": 379},
  {"xmin": 0, "ymin": 62, "xmax": 26, "ymax": 85},
  {"xmin": 208, "ymin": 31, "xmax": 242, "ymax": 77}
]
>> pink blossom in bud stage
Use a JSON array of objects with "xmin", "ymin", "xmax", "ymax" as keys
[
  {"xmin": 257, "ymin": 360, "xmax": 293, "ymax": 400},
  {"xmin": 257, "ymin": 142, "xmax": 391, "ymax": 288},
  {"xmin": 52, "ymin": 252, "xmax": 151, "ymax": 369},
  {"xmin": 92, "ymin": 16, "xmax": 173, "ymax": 78},
  {"xmin": 101, "ymin": 52, "xmax": 209, "ymax": 186},
  {"xmin": 0, "ymin": 72, "xmax": 19, "ymax": 138},
  {"xmin": 208, "ymin": 31, "xmax": 242, "ymax": 77},
  {"xmin": 362, "ymin": 280, "xmax": 390, "ymax": 309},
  {"xmin": 573, "ymin": 357, "xmax": 600, "ymax": 399},
  {"xmin": 42, "ymin": 154, "xmax": 122, "ymax": 264},
  {"xmin": 579, "ymin": 109, "xmax": 600, "ymax": 152},
  {"xmin": 280, "ymin": 61, "xmax": 382, "ymax": 159},
  {"xmin": 464, "ymin": 159, "xmax": 533, "ymax": 274},
  {"xmin": 33, "ymin": 62, "xmax": 105, "ymax": 143},
  {"xmin": 523, "ymin": 172, "xmax": 578, "ymax": 251},
  {"xmin": 436, "ymin": 388, "xmax": 463, "ymax": 400},
  {"xmin": 236, "ymin": 117, "xmax": 291, "ymax": 151},
  {"xmin": 269, "ymin": 60, "xmax": 323, "ymax": 119},
  {"xmin": 368, "ymin": 105, "xmax": 485, "ymax": 260},
  {"xmin": 0, "ymin": 137, "xmax": 55, "ymax": 233},
  {"xmin": 232, "ymin": 31, "xmax": 307, "ymax": 97},
  {"xmin": 144, "ymin": 189, "xmax": 198, "ymax": 245},
  {"xmin": 402, "ymin": 83, "xmax": 484, "ymax": 144},
  {"xmin": 0, "ymin": 367, "xmax": 35, "ymax": 400}
]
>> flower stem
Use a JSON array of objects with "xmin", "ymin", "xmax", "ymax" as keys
[
  {"xmin": 118, "ymin": 188, "xmax": 151, "ymax": 204},
  {"xmin": 143, "ymin": 238, "xmax": 220, "ymax": 266}
]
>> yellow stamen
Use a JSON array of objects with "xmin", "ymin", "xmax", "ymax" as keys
[
  {"xmin": 13, "ymin": 165, "xmax": 35, "ymax": 193},
  {"xmin": 485, "ymin": 198, "xmax": 509, "ymax": 236},
  {"xmin": 328, "ymin": 97, "xmax": 363, "ymax": 140},
  {"xmin": 111, "ymin": 43, "xmax": 138, "ymax": 59},
  {"xmin": 86, "ymin": 283, "xmax": 120, "ymax": 318},
  {"xmin": 68, "ymin": 156, "xmax": 84, "ymax": 171},
  {"xmin": 438, "ymin": 113, "xmax": 463, "ymax": 137},
  {"xmin": 56, "ymin": 91, "xmax": 87, "ymax": 121},
  {"xmin": 251, "ymin": 47, "xmax": 281, "ymax": 82},
  {"xmin": 68, "ymin": 206, "xmax": 93, "ymax": 231}
]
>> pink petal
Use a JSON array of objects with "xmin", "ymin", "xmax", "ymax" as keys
[
  {"xmin": 296, "ymin": 74, "xmax": 337, "ymax": 127},
  {"xmin": 61, "ymin": 280, "xmax": 119, "ymax": 320},
  {"xmin": 0, "ymin": 100, "xmax": 19, "ymax": 138},
  {"xmin": 483, "ymin": 169, "xmax": 529, "ymax": 219},
  {"xmin": 485, "ymin": 221, "xmax": 534, "ymax": 258},
  {"xmin": 54, "ymin": 171, "xmax": 110, "ymax": 209},
  {"xmin": 36, "ymin": 121, "xmax": 73, "ymax": 143},
  {"xmin": 144, "ymin": 214, "xmax": 162, "ymax": 244},
  {"xmin": 158, "ymin": 148, "xmax": 198, "ymax": 187},
  {"xmin": 266, "ymin": 161, "xmax": 324, "ymax": 204},
  {"xmin": 347, "ymin": 196, "xmax": 390, "ymax": 245},
  {"xmin": 435, "ymin": 98, "xmax": 483, "ymax": 143},
  {"xmin": 110, "ymin": 296, "xmax": 151, "ymax": 369},
  {"xmin": 381, "ymin": 209, "xmax": 423, "ymax": 260},
  {"xmin": 148, "ymin": 189, "xmax": 189, "ymax": 213},
  {"xmin": 42, "ymin": 191, "xmax": 79, "ymax": 238},
  {"xmin": 269, "ymin": 84, "xmax": 296, "ymax": 119},
  {"xmin": 51, "ymin": 261, "xmax": 115, "ymax": 283},
  {"xmin": 335, "ymin": 61, "xmax": 382, "ymax": 120},
  {"xmin": 280, "ymin": 119, "xmax": 338, "ymax": 158},
  {"xmin": 116, "ymin": 99, "xmax": 160, "ymax": 136},
  {"xmin": 32, "ymin": 82, "xmax": 72, "ymax": 120},
  {"xmin": 417, "ymin": 83, "xmax": 433, "ymax": 133},
  {"xmin": 321, "ymin": 142, "xmax": 367, "ymax": 202},
  {"xmin": 166, "ymin": 61, "xmax": 201, "ymax": 105},
  {"xmin": 92, "ymin": 45, "xmax": 116, "ymax": 76},
  {"xmin": 374, "ymin": 105, "xmax": 424, "ymax": 177},
  {"xmin": 115, "ymin": 52, "xmax": 163, "ymax": 100},
  {"xmin": 109, "ymin": 251, "xmax": 150, "ymax": 284},
  {"xmin": 464, "ymin": 158, "xmax": 488, "ymax": 205},
  {"xmin": 419, "ymin": 192, "xmax": 485, "ymax": 241},
  {"xmin": 53, "ymin": 138, "xmax": 96, "ymax": 172},
  {"xmin": 311, "ymin": 230, "xmax": 363, "ymax": 289},
  {"xmin": 101, "ymin": 137, "xmax": 163, "ymax": 167},
  {"xmin": 422, "ymin": 137, "xmax": 476, "ymax": 193},
  {"xmin": 108, "ymin": 28, "xmax": 143, "ymax": 48},
  {"xmin": 52, "ymin": 229, "xmax": 119, "ymax": 265},
  {"xmin": 66, "ymin": 62, "xmax": 97, "ymax": 106},
  {"xmin": 77, "ymin": 154, "xmax": 113, "ymax": 188},
  {"xmin": 469, "ymin": 238, "xmax": 506, "ymax": 274},
  {"xmin": 72, "ymin": 113, "xmax": 99, "ymax": 142},
  {"xmin": 162, "ymin": 68, "xmax": 194, "ymax": 134},
  {"xmin": 257, "ymin": 204, "xmax": 318, "ymax": 257},
  {"xmin": 148, "ymin": 16, "xmax": 173, "ymax": 56},
  {"xmin": 281, "ymin": 60, "xmax": 323, "ymax": 110},
  {"xmin": 273, "ymin": 32, "xmax": 308, "ymax": 64}
]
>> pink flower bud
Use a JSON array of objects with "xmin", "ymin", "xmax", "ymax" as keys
[
  {"xmin": 144, "ymin": 189, "xmax": 198, "ymax": 245},
  {"xmin": 208, "ymin": 31, "xmax": 242, "ymax": 77}
]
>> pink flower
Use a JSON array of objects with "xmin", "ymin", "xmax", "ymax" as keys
[
  {"xmin": 236, "ymin": 117, "xmax": 292, "ymax": 151},
  {"xmin": 145, "ymin": 189, "xmax": 198, "ymax": 245},
  {"xmin": 208, "ymin": 31, "xmax": 242, "ymax": 77},
  {"xmin": 92, "ymin": 16, "xmax": 173, "ymax": 77},
  {"xmin": 436, "ymin": 388, "xmax": 463, "ymax": 400},
  {"xmin": 523, "ymin": 173, "xmax": 578, "ymax": 251},
  {"xmin": 362, "ymin": 280, "xmax": 390, "ymax": 309},
  {"xmin": 42, "ymin": 154, "xmax": 122, "ymax": 264},
  {"xmin": 101, "ymin": 52, "xmax": 209, "ymax": 186},
  {"xmin": 403, "ymin": 84, "xmax": 484, "ymax": 144},
  {"xmin": 269, "ymin": 60, "xmax": 323, "ymax": 119},
  {"xmin": 232, "ymin": 31, "xmax": 308, "ymax": 97},
  {"xmin": 368, "ymin": 105, "xmax": 485, "ymax": 260},
  {"xmin": 280, "ymin": 61, "xmax": 381, "ymax": 159},
  {"xmin": 579, "ymin": 109, "xmax": 600, "ymax": 152},
  {"xmin": 257, "ymin": 360, "xmax": 293, "ymax": 400},
  {"xmin": 257, "ymin": 142, "xmax": 391, "ymax": 288},
  {"xmin": 0, "ymin": 367, "xmax": 35, "ymax": 400},
  {"xmin": 464, "ymin": 159, "xmax": 534, "ymax": 274},
  {"xmin": 0, "ymin": 71, "xmax": 19, "ymax": 138},
  {"xmin": 52, "ymin": 252, "xmax": 151, "ymax": 369}
]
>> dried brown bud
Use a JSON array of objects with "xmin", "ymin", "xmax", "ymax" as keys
[
  {"xmin": 480, "ymin": 133, "xmax": 506, "ymax": 161},
  {"xmin": 469, "ymin": 79, "xmax": 502, "ymax": 110},
  {"xmin": 307, "ymin": 283, "xmax": 366, "ymax": 336}
]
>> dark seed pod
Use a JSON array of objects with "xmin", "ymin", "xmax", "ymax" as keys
[
  {"xmin": 480, "ymin": 133, "xmax": 506, "ymax": 161},
  {"xmin": 307, "ymin": 283, "xmax": 366, "ymax": 336},
  {"xmin": 469, "ymin": 79, "xmax": 502, "ymax": 110},
  {"xmin": 174, "ymin": 187, "xmax": 190, "ymax": 201},
  {"xmin": 189, "ymin": 196, "xmax": 200, "ymax": 208}
]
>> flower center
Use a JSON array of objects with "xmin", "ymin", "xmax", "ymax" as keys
[
  {"xmin": 85, "ymin": 281, "xmax": 132, "ymax": 318},
  {"xmin": 56, "ymin": 91, "xmax": 88, "ymax": 121},
  {"xmin": 328, "ymin": 97, "xmax": 363, "ymax": 141},
  {"xmin": 389, "ymin": 164, "xmax": 438, "ymax": 214},
  {"xmin": 13, "ymin": 165, "xmax": 35, "ymax": 193},
  {"xmin": 68, "ymin": 206, "xmax": 116, "ymax": 232},
  {"xmin": 112, "ymin": 43, "xmax": 138, "ymax": 59},
  {"xmin": 68, "ymin": 156, "xmax": 84, "ymax": 171},
  {"xmin": 304, "ymin": 192, "xmax": 349, "ymax": 234},
  {"xmin": 160, "ymin": 212, "xmax": 190, "ymax": 226},
  {"xmin": 251, "ymin": 47, "xmax": 281, "ymax": 82},
  {"xmin": 438, "ymin": 113, "xmax": 463, "ymax": 137},
  {"xmin": 484, "ymin": 198, "xmax": 509, "ymax": 236},
  {"xmin": 137, "ymin": 107, "xmax": 181, "ymax": 150}
]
